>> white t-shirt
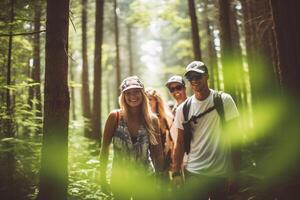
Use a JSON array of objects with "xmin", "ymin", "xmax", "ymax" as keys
[
  {"xmin": 169, "ymin": 104, "xmax": 179, "ymax": 143},
  {"xmin": 173, "ymin": 89, "xmax": 239, "ymax": 177}
]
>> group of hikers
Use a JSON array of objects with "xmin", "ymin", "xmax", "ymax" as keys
[{"xmin": 100, "ymin": 60, "xmax": 240, "ymax": 200}]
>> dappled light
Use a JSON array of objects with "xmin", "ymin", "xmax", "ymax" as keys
[{"xmin": 1, "ymin": 0, "xmax": 299, "ymax": 199}]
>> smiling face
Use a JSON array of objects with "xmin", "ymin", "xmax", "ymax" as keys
[
  {"xmin": 168, "ymin": 82, "xmax": 186, "ymax": 103},
  {"xmin": 186, "ymin": 72, "xmax": 208, "ymax": 93},
  {"xmin": 124, "ymin": 88, "xmax": 143, "ymax": 108}
]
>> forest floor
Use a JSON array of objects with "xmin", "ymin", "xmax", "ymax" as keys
[{"xmin": 1, "ymin": 119, "xmax": 297, "ymax": 199}]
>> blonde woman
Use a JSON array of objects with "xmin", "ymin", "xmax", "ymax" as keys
[
  {"xmin": 100, "ymin": 76, "xmax": 164, "ymax": 200},
  {"xmin": 145, "ymin": 87, "xmax": 174, "ymax": 172}
]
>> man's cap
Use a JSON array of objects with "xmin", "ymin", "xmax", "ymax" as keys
[
  {"xmin": 165, "ymin": 75, "xmax": 185, "ymax": 87},
  {"xmin": 120, "ymin": 76, "xmax": 144, "ymax": 92},
  {"xmin": 184, "ymin": 61, "xmax": 208, "ymax": 77}
]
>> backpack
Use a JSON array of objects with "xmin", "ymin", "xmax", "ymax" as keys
[{"xmin": 182, "ymin": 91, "xmax": 225, "ymax": 154}]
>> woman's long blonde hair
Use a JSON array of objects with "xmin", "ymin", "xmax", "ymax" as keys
[
  {"xmin": 145, "ymin": 87, "xmax": 173, "ymax": 122},
  {"xmin": 119, "ymin": 89, "xmax": 158, "ymax": 145}
]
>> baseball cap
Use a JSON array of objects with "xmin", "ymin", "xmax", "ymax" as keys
[
  {"xmin": 184, "ymin": 61, "xmax": 208, "ymax": 78},
  {"xmin": 165, "ymin": 75, "xmax": 185, "ymax": 87},
  {"xmin": 120, "ymin": 76, "xmax": 144, "ymax": 92}
]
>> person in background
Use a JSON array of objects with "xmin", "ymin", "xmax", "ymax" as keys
[
  {"xmin": 100, "ymin": 76, "xmax": 164, "ymax": 200},
  {"xmin": 165, "ymin": 75, "xmax": 188, "ymax": 143},
  {"xmin": 172, "ymin": 61, "xmax": 240, "ymax": 200},
  {"xmin": 145, "ymin": 87, "xmax": 173, "ymax": 173}
]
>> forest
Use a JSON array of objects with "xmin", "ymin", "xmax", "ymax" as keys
[{"xmin": 0, "ymin": 0, "xmax": 299, "ymax": 199}]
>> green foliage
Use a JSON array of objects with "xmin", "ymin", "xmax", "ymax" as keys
[
  {"xmin": 154, "ymin": 0, "xmax": 193, "ymax": 80},
  {"xmin": 158, "ymin": 0, "xmax": 190, "ymax": 32},
  {"xmin": 127, "ymin": 1, "xmax": 152, "ymax": 27},
  {"xmin": 0, "ymin": 136, "xmax": 42, "ymax": 199},
  {"xmin": 68, "ymin": 121, "xmax": 112, "ymax": 200},
  {"xmin": 0, "ymin": 120, "xmax": 113, "ymax": 199},
  {"xmin": 0, "ymin": 0, "xmax": 299, "ymax": 199},
  {"xmin": 0, "ymin": 83, "xmax": 42, "ymax": 137},
  {"xmin": 15, "ymin": 100, "xmax": 42, "ymax": 134},
  {"xmin": 171, "ymin": 39, "xmax": 192, "ymax": 60}
]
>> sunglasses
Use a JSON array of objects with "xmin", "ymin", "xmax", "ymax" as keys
[
  {"xmin": 186, "ymin": 73, "xmax": 203, "ymax": 81},
  {"xmin": 168, "ymin": 85, "xmax": 184, "ymax": 93}
]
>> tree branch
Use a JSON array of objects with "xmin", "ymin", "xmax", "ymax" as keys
[{"xmin": 0, "ymin": 29, "xmax": 46, "ymax": 37}]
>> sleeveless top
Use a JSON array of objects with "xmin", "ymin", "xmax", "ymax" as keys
[{"xmin": 112, "ymin": 113, "xmax": 154, "ymax": 174}]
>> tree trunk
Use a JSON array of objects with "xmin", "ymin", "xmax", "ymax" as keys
[
  {"xmin": 28, "ymin": 67, "xmax": 34, "ymax": 108},
  {"xmin": 127, "ymin": 24, "xmax": 134, "ymax": 76},
  {"xmin": 114, "ymin": 0, "xmax": 121, "ymax": 102},
  {"xmin": 269, "ymin": 2, "xmax": 300, "ymax": 198},
  {"xmin": 69, "ymin": 52, "xmax": 77, "ymax": 121},
  {"xmin": 6, "ymin": 0, "xmax": 14, "ymax": 138},
  {"xmin": 270, "ymin": 0, "xmax": 300, "ymax": 97},
  {"xmin": 218, "ymin": 0, "xmax": 245, "ymax": 105},
  {"xmin": 229, "ymin": 0, "xmax": 246, "ymax": 107},
  {"xmin": 3, "ymin": 2, "xmax": 16, "ymax": 200},
  {"xmin": 81, "ymin": 0, "xmax": 92, "ymax": 137},
  {"xmin": 203, "ymin": 0, "xmax": 217, "ymax": 89},
  {"xmin": 37, "ymin": 0, "xmax": 70, "ymax": 199},
  {"xmin": 218, "ymin": 0, "xmax": 236, "ymax": 97},
  {"xmin": 92, "ymin": 0, "xmax": 104, "ymax": 141},
  {"xmin": 241, "ymin": 0, "xmax": 278, "ymax": 102},
  {"xmin": 33, "ymin": 0, "xmax": 43, "ymax": 134},
  {"xmin": 106, "ymin": 77, "xmax": 111, "ymax": 114},
  {"xmin": 187, "ymin": 0, "xmax": 202, "ymax": 61}
]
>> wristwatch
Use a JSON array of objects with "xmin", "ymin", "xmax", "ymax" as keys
[{"xmin": 172, "ymin": 171, "xmax": 182, "ymax": 178}]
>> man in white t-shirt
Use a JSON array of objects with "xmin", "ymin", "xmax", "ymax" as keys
[{"xmin": 171, "ymin": 61, "xmax": 240, "ymax": 200}]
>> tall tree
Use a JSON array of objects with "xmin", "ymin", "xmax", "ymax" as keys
[
  {"xmin": 218, "ymin": 0, "xmax": 234, "ymax": 92},
  {"xmin": 81, "ymin": 0, "xmax": 92, "ymax": 137},
  {"xmin": 106, "ymin": 77, "xmax": 111, "ymax": 114},
  {"xmin": 187, "ymin": 0, "xmax": 202, "ymax": 60},
  {"xmin": 3, "ymin": 1, "xmax": 16, "ymax": 199},
  {"xmin": 32, "ymin": 0, "xmax": 43, "ymax": 134},
  {"xmin": 6, "ymin": 0, "xmax": 15, "ymax": 137},
  {"xmin": 268, "ymin": 2, "xmax": 300, "ymax": 198},
  {"xmin": 203, "ymin": 0, "xmax": 218, "ymax": 89},
  {"xmin": 241, "ymin": 0, "xmax": 278, "ymax": 102},
  {"xmin": 229, "ymin": 0, "xmax": 246, "ymax": 106},
  {"xmin": 114, "ymin": 0, "xmax": 121, "ymax": 98},
  {"xmin": 28, "ymin": 65, "xmax": 34, "ymax": 109},
  {"xmin": 37, "ymin": 0, "xmax": 70, "ymax": 199},
  {"xmin": 127, "ymin": 24, "xmax": 134, "ymax": 76},
  {"xmin": 69, "ymin": 49, "xmax": 76, "ymax": 121},
  {"xmin": 218, "ymin": 0, "xmax": 244, "ymax": 103},
  {"xmin": 270, "ymin": 0, "xmax": 300, "ymax": 97},
  {"xmin": 91, "ymin": 0, "xmax": 104, "ymax": 140}
]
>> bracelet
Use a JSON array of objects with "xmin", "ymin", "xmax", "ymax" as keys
[{"xmin": 172, "ymin": 171, "xmax": 182, "ymax": 178}]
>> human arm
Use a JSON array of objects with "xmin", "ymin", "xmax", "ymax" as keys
[
  {"xmin": 171, "ymin": 128, "xmax": 185, "ymax": 186},
  {"xmin": 149, "ymin": 116, "xmax": 165, "ymax": 174},
  {"xmin": 100, "ymin": 110, "xmax": 119, "ymax": 190}
]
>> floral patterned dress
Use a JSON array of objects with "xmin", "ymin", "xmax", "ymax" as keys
[{"xmin": 110, "ymin": 114, "xmax": 155, "ymax": 194}]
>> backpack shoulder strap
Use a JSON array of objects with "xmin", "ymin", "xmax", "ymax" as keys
[
  {"xmin": 213, "ymin": 91, "xmax": 225, "ymax": 123},
  {"xmin": 182, "ymin": 97, "xmax": 193, "ymax": 154},
  {"xmin": 183, "ymin": 97, "xmax": 192, "ymax": 122}
]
